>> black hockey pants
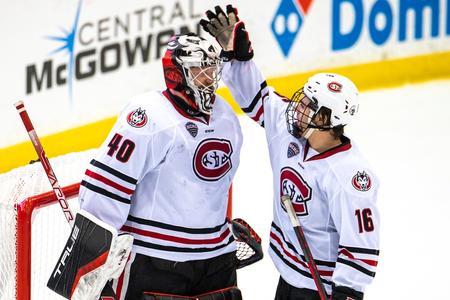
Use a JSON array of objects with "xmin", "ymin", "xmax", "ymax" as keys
[{"xmin": 124, "ymin": 251, "xmax": 237, "ymax": 300}]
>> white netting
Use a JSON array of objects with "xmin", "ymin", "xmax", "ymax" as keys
[{"xmin": 0, "ymin": 149, "xmax": 97, "ymax": 300}]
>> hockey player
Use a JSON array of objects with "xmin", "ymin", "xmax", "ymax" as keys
[
  {"xmin": 201, "ymin": 6, "xmax": 380, "ymax": 300},
  {"xmin": 47, "ymin": 33, "xmax": 245, "ymax": 300}
]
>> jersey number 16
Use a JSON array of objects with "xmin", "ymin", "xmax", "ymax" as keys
[{"xmin": 355, "ymin": 208, "xmax": 374, "ymax": 233}]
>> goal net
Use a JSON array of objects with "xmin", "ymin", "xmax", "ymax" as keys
[{"xmin": 0, "ymin": 149, "xmax": 96, "ymax": 300}]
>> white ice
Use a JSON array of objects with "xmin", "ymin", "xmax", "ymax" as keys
[{"xmin": 232, "ymin": 79, "xmax": 450, "ymax": 299}]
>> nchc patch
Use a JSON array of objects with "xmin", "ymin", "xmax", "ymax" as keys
[
  {"xmin": 185, "ymin": 122, "xmax": 198, "ymax": 138},
  {"xmin": 352, "ymin": 171, "xmax": 372, "ymax": 192},
  {"xmin": 126, "ymin": 107, "xmax": 148, "ymax": 128},
  {"xmin": 287, "ymin": 142, "xmax": 300, "ymax": 158}
]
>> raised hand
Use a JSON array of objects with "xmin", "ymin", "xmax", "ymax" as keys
[{"xmin": 200, "ymin": 5, "xmax": 253, "ymax": 61}]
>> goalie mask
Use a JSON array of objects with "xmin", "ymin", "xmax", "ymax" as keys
[
  {"xmin": 286, "ymin": 73, "xmax": 359, "ymax": 138},
  {"xmin": 162, "ymin": 33, "xmax": 223, "ymax": 115}
]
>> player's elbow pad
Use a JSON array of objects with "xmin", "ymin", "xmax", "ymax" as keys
[{"xmin": 47, "ymin": 210, "xmax": 133, "ymax": 300}]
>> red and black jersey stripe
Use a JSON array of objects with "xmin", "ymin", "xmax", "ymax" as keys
[
  {"xmin": 81, "ymin": 159, "xmax": 137, "ymax": 205},
  {"xmin": 121, "ymin": 215, "xmax": 234, "ymax": 254},
  {"xmin": 270, "ymin": 222, "xmax": 334, "ymax": 285},
  {"xmin": 242, "ymin": 81, "xmax": 267, "ymax": 113},
  {"xmin": 90, "ymin": 159, "xmax": 137, "ymax": 185},
  {"xmin": 337, "ymin": 244, "xmax": 379, "ymax": 278},
  {"xmin": 241, "ymin": 81, "xmax": 269, "ymax": 126}
]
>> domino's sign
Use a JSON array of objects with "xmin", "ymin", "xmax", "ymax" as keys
[
  {"xmin": 271, "ymin": 0, "xmax": 314, "ymax": 56},
  {"xmin": 271, "ymin": 0, "xmax": 450, "ymax": 56}
]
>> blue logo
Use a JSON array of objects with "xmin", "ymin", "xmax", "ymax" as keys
[
  {"xmin": 46, "ymin": 0, "xmax": 82, "ymax": 104},
  {"xmin": 271, "ymin": 0, "xmax": 314, "ymax": 56},
  {"xmin": 332, "ymin": 0, "xmax": 446, "ymax": 50},
  {"xmin": 25, "ymin": 1, "xmax": 205, "ymax": 104}
]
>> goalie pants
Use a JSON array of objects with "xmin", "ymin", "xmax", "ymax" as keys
[
  {"xmin": 121, "ymin": 251, "xmax": 237, "ymax": 300},
  {"xmin": 274, "ymin": 276, "xmax": 323, "ymax": 300}
]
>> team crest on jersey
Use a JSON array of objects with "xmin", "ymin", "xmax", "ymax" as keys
[
  {"xmin": 185, "ymin": 122, "xmax": 198, "ymax": 137},
  {"xmin": 328, "ymin": 81, "xmax": 342, "ymax": 93},
  {"xmin": 193, "ymin": 138, "xmax": 233, "ymax": 181},
  {"xmin": 352, "ymin": 171, "xmax": 372, "ymax": 192},
  {"xmin": 287, "ymin": 142, "xmax": 300, "ymax": 158},
  {"xmin": 280, "ymin": 167, "xmax": 312, "ymax": 216},
  {"xmin": 126, "ymin": 107, "xmax": 148, "ymax": 128}
]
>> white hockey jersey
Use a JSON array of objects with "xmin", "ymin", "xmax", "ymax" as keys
[
  {"xmin": 79, "ymin": 90, "xmax": 243, "ymax": 262},
  {"xmin": 222, "ymin": 60, "xmax": 380, "ymax": 294}
]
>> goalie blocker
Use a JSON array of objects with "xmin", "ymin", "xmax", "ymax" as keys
[{"xmin": 47, "ymin": 210, "xmax": 133, "ymax": 300}]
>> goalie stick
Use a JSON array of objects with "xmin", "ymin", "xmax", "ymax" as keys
[
  {"xmin": 14, "ymin": 100, "xmax": 74, "ymax": 225},
  {"xmin": 281, "ymin": 195, "xmax": 328, "ymax": 300},
  {"xmin": 15, "ymin": 100, "xmax": 119, "ymax": 299}
]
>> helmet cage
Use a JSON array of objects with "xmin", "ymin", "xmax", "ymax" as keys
[
  {"xmin": 181, "ymin": 61, "xmax": 223, "ymax": 115},
  {"xmin": 286, "ymin": 88, "xmax": 329, "ymax": 138}
]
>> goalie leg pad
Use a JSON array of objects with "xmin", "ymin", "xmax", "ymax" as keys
[
  {"xmin": 47, "ymin": 210, "xmax": 133, "ymax": 300},
  {"xmin": 142, "ymin": 287, "xmax": 242, "ymax": 300}
]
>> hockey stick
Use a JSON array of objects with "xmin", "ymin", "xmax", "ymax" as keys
[
  {"xmin": 281, "ymin": 195, "xmax": 328, "ymax": 300},
  {"xmin": 15, "ymin": 101, "xmax": 120, "ymax": 299},
  {"xmin": 14, "ymin": 101, "xmax": 74, "ymax": 226}
]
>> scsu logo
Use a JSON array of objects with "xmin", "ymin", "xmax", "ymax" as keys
[
  {"xmin": 280, "ymin": 167, "xmax": 312, "ymax": 216},
  {"xmin": 193, "ymin": 138, "xmax": 233, "ymax": 181}
]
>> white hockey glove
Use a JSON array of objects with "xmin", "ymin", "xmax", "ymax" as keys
[
  {"xmin": 47, "ymin": 210, "xmax": 133, "ymax": 300},
  {"xmin": 200, "ymin": 5, "xmax": 254, "ymax": 61}
]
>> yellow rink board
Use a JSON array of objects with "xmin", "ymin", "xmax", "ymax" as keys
[{"xmin": 1, "ymin": 51, "xmax": 450, "ymax": 174}]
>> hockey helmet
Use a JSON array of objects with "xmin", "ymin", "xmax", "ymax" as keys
[
  {"xmin": 162, "ymin": 33, "xmax": 222, "ymax": 115},
  {"xmin": 286, "ymin": 73, "xmax": 359, "ymax": 138}
]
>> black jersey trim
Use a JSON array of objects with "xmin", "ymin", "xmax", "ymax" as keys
[
  {"xmin": 270, "ymin": 243, "xmax": 333, "ymax": 286},
  {"xmin": 242, "ymin": 81, "xmax": 267, "ymax": 113},
  {"xmin": 81, "ymin": 180, "xmax": 131, "ymax": 204},
  {"xmin": 271, "ymin": 222, "xmax": 335, "ymax": 267},
  {"xmin": 337, "ymin": 257, "xmax": 376, "ymax": 277},
  {"xmin": 128, "ymin": 215, "xmax": 229, "ymax": 234},
  {"xmin": 339, "ymin": 245, "xmax": 380, "ymax": 256},
  {"xmin": 133, "ymin": 236, "xmax": 235, "ymax": 253},
  {"xmin": 90, "ymin": 159, "xmax": 137, "ymax": 185}
]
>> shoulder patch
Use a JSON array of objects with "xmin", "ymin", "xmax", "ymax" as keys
[
  {"xmin": 287, "ymin": 142, "xmax": 300, "ymax": 158},
  {"xmin": 185, "ymin": 122, "xmax": 198, "ymax": 138},
  {"xmin": 351, "ymin": 171, "xmax": 372, "ymax": 192},
  {"xmin": 126, "ymin": 107, "xmax": 148, "ymax": 128}
]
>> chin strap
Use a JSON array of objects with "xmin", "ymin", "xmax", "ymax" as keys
[{"xmin": 302, "ymin": 128, "xmax": 315, "ymax": 139}]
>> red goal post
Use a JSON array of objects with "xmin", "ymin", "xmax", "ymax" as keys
[{"xmin": 15, "ymin": 184, "xmax": 80, "ymax": 300}]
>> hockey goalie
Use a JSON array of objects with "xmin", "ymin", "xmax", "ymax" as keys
[{"xmin": 47, "ymin": 32, "xmax": 263, "ymax": 300}]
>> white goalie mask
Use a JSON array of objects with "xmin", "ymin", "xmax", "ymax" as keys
[
  {"xmin": 163, "ymin": 34, "xmax": 223, "ymax": 115},
  {"xmin": 286, "ymin": 73, "xmax": 359, "ymax": 138}
]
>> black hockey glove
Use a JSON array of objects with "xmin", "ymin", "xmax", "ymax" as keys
[
  {"xmin": 200, "ymin": 5, "xmax": 254, "ymax": 62},
  {"xmin": 331, "ymin": 285, "xmax": 364, "ymax": 300}
]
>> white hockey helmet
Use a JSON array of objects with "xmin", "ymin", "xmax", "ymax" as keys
[
  {"xmin": 286, "ymin": 73, "xmax": 359, "ymax": 138},
  {"xmin": 162, "ymin": 34, "xmax": 222, "ymax": 115},
  {"xmin": 303, "ymin": 73, "xmax": 359, "ymax": 127}
]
